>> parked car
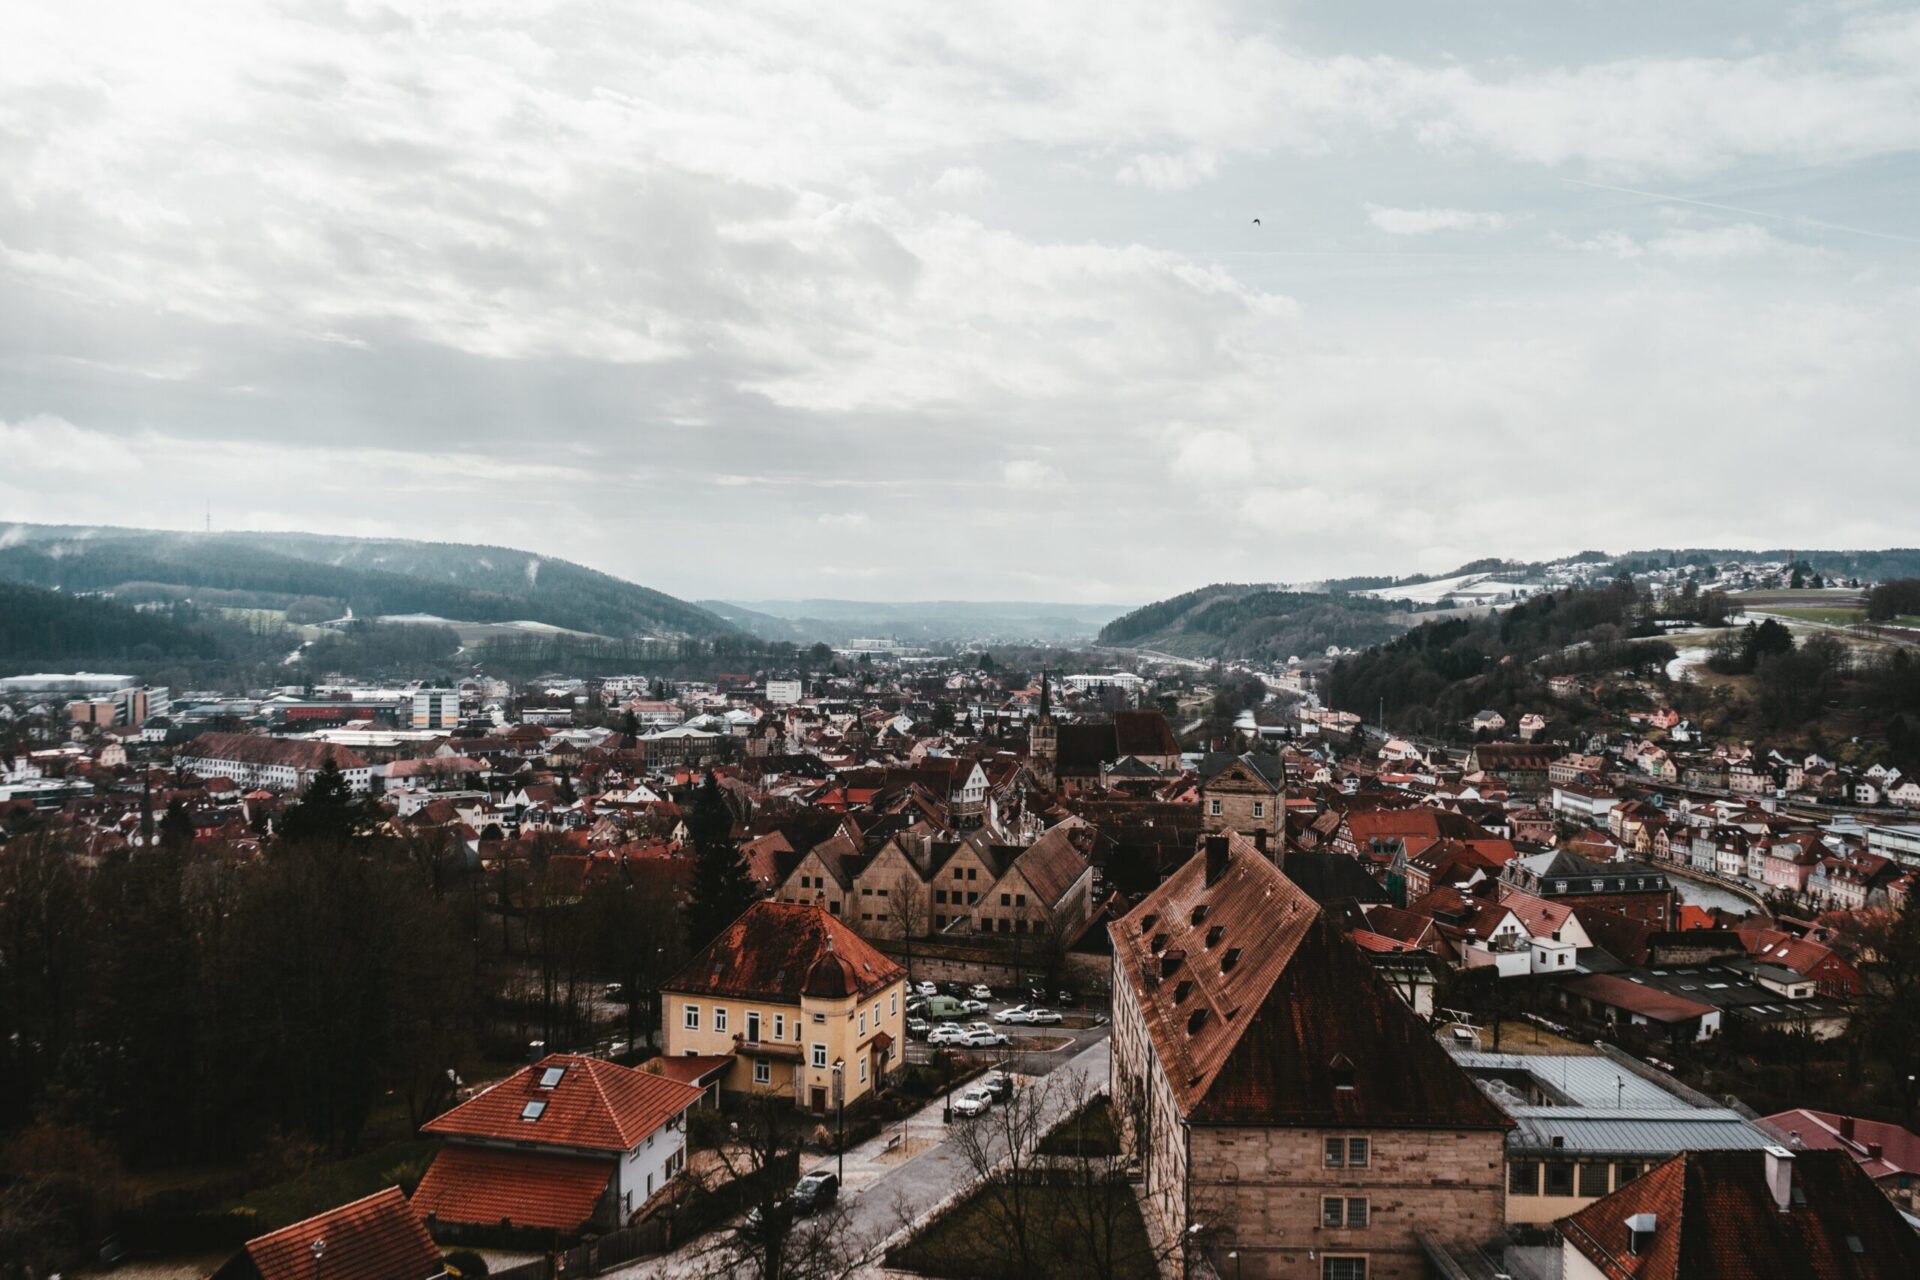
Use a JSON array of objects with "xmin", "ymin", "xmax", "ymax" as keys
[
  {"xmin": 1055, "ymin": 989, "xmax": 1077, "ymax": 1006},
  {"xmin": 1024, "ymin": 1007, "xmax": 1063, "ymax": 1025},
  {"xmin": 927, "ymin": 1024, "xmax": 967, "ymax": 1046},
  {"xmin": 962, "ymin": 1028, "xmax": 1010, "ymax": 1048},
  {"xmin": 993, "ymin": 1005, "xmax": 1032, "ymax": 1024},
  {"xmin": 791, "ymin": 1170, "xmax": 840, "ymax": 1214},
  {"xmin": 603, "ymin": 982, "xmax": 624, "ymax": 999},
  {"xmin": 968, "ymin": 983, "xmax": 993, "ymax": 1000},
  {"xmin": 906, "ymin": 1017, "xmax": 931, "ymax": 1039},
  {"xmin": 959, "ymin": 998, "xmax": 990, "ymax": 1014},
  {"xmin": 915, "ymin": 981, "xmax": 938, "ymax": 997},
  {"xmin": 981, "ymin": 1072, "xmax": 1015, "ymax": 1101},
  {"xmin": 952, "ymin": 1088, "xmax": 993, "ymax": 1117}
]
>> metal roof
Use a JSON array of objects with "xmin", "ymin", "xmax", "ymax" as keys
[
  {"xmin": 1452, "ymin": 1051, "xmax": 1690, "ymax": 1109},
  {"xmin": 1507, "ymin": 1107, "xmax": 1774, "ymax": 1155}
]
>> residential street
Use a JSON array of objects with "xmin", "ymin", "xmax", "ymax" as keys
[{"xmin": 612, "ymin": 1032, "xmax": 1112, "ymax": 1278}]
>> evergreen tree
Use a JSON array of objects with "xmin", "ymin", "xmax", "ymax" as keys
[
  {"xmin": 622, "ymin": 708, "xmax": 641, "ymax": 739},
  {"xmin": 278, "ymin": 757, "xmax": 375, "ymax": 846},
  {"xmin": 157, "ymin": 797, "xmax": 195, "ymax": 854},
  {"xmin": 684, "ymin": 771, "xmax": 754, "ymax": 950}
]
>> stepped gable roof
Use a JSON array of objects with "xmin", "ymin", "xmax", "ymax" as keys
[
  {"xmin": 422, "ymin": 1053, "xmax": 701, "ymax": 1152},
  {"xmin": 224, "ymin": 1187, "xmax": 441, "ymax": 1280},
  {"xmin": 665, "ymin": 901, "xmax": 903, "ymax": 1003},
  {"xmin": 1558, "ymin": 1148, "xmax": 1920, "ymax": 1279},
  {"xmin": 1110, "ymin": 832, "xmax": 1509, "ymax": 1130},
  {"xmin": 412, "ymin": 1146, "xmax": 613, "ymax": 1233}
]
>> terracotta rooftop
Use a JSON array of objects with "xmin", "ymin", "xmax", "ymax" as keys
[
  {"xmin": 225, "ymin": 1186, "xmax": 440, "ymax": 1280},
  {"xmin": 412, "ymin": 1145, "xmax": 612, "ymax": 1232},
  {"xmin": 1110, "ymin": 833, "xmax": 1510, "ymax": 1129},
  {"xmin": 664, "ymin": 901, "xmax": 904, "ymax": 1004},
  {"xmin": 1559, "ymin": 1148, "xmax": 1920, "ymax": 1279},
  {"xmin": 422, "ymin": 1053, "xmax": 702, "ymax": 1152}
]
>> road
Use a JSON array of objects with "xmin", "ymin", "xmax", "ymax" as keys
[{"xmin": 613, "ymin": 1031, "xmax": 1112, "ymax": 1279}]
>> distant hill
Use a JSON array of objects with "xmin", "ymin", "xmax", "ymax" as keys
[
  {"xmin": 1096, "ymin": 585, "xmax": 1405, "ymax": 661},
  {"xmin": 0, "ymin": 523, "xmax": 737, "ymax": 641},
  {"xmin": 0, "ymin": 581, "xmax": 223, "ymax": 670},
  {"xmin": 706, "ymin": 598, "xmax": 1131, "ymax": 645}
]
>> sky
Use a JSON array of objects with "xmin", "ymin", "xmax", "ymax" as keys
[{"xmin": 3, "ymin": 0, "xmax": 1918, "ymax": 606}]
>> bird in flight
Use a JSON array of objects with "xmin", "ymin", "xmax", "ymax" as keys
[{"xmin": 1252, "ymin": 218, "xmax": 1261, "ymax": 225}]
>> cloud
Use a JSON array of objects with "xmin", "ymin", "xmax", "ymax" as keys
[
  {"xmin": 1001, "ymin": 459, "xmax": 1064, "ymax": 488},
  {"xmin": 930, "ymin": 166, "xmax": 993, "ymax": 196},
  {"xmin": 1116, "ymin": 149, "xmax": 1219, "ymax": 191},
  {"xmin": 817, "ymin": 511, "xmax": 871, "ymax": 530},
  {"xmin": 1366, "ymin": 205, "xmax": 1510, "ymax": 235},
  {"xmin": 1553, "ymin": 222, "xmax": 1813, "ymax": 261}
]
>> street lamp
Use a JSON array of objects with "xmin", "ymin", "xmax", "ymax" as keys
[
  {"xmin": 1228, "ymin": 1249, "xmax": 1241, "ymax": 1280},
  {"xmin": 832, "ymin": 1060, "xmax": 846, "ymax": 1183}
]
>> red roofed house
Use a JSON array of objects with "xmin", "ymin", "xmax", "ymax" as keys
[
  {"xmin": 662, "ymin": 901, "xmax": 906, "ymax": 1115},
  {"xmin": 213, "ymin": 1186, "xmax": 443, "ymax": 1280},
  {"xmin": 413, "ymin": 1054, "xmax": 704, "ymax": 1236},
  {"xmin": 1759, "ymin": 1109, "xmax": 1920, "ymax": 1217},
  {"xmin": 1110, "ymin": 833, "xmax": 1511, "ymax": 1278},
  {"xmin": 1558, "ymin": 1147, "xmax": 1920, "ymax": 1279}
]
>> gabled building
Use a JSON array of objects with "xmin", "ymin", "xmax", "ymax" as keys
[
  {"xmin": 1196, "ymin": 751, "xmax": 1286, "ymax": 838},
  {"xmin": 414, "ymin": 1054, "xmax": 703, "ymax": 1236},
  {"xmin": 661, "ymin": 901, "xmax": 906, "ymax": 1114},
  {"xmin": 213, "ymin": 1187, "xmax": 443, "ymax": 1280},
  {"xmin": 1558, "ymin": 1147, "xmax": 1920, "ymax": 1279},
  {"xmin": 1110, "ymin": 833, "xmax": 1511, "ymax": 1278}
]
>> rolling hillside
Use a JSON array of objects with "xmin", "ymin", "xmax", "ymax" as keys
[
  {"xmin": 1096, "ymin": 584, "xmax": 1406, "ymax": 661},
  {"xmin": 0, "ymin": 523, "xmax": 737, "ymax": 641}
]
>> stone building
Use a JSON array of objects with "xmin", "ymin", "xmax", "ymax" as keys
[
  {"xmin": 1110, "ymin": 832, "xmax": 1510, "ymax": 1279},
  {"xmin": 1197, "ymin": 751, "xmax": 1286, "ymax": 839}
]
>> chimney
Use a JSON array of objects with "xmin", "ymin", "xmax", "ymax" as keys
[
  {"xmin": 1840, "ymin": 1114, "xmax": 1855, "ymax": 1142},
  {"xmin": 1764, "ymin": 1145, "xmax": 1795, "ymax": 1212},
  {"xmin": 1204, "ymin": 835, "xmax": 1230, "ymax": 886},
  {"xmin": 1624, "ymin": 1213, "xmax": 1657, "ymax": 1256}
]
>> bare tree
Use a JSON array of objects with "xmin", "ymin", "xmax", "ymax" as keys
[{"xmin": 885, "ymin": 869, "xmax": 929, "ymax": 981}]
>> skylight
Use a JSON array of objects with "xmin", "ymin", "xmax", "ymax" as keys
[
  {"xmin": 521, "ymin": 1100, "xmax": 547, "ymax": 1121},
  {"xmin": 539, "ymin": 1066, "xmax": 566, "ymax": 1089}
]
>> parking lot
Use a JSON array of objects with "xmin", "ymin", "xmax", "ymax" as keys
[{"xmin": 900, "ymin": 979, "xmax": 1109, "ymax": 1077}]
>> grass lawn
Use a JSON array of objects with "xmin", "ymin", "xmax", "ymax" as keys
[
  {"xmin": 222, "ymin": 1137, "xmax": 438, "ymax": 1234},
  {"xmin": 889, "ymin": 1181, "xmax": 1158, "ymax": 1280},
  {"xmin": 1764, "ymin": 606, "xmax": 1867, "ymax": 625},
  {"xmin": 1037, "ymin": 1102, "xmax": 1121, "ymax": 1157}
]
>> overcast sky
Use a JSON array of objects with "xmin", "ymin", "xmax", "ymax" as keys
[{"xmin": 3, "ymin": 1, "xmax": 1918, "ymax": 604}]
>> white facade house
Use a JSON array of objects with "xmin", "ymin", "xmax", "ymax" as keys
[{"xmin": 765, "ymin": 679, "xmax": 804, "ymax": 706}]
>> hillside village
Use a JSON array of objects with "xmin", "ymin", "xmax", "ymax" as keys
[{"xmin": 7, "ymin": 562, "xmax": 1920, "ymax": 1280}]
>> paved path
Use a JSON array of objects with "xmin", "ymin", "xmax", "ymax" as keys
[{"xmin": 614, "ymin": 1034, "xmax": 1112, "ymax": 1278}]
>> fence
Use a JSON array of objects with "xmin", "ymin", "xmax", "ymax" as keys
[{"xmin": 480, "ymin": 1218, "xmax": 672, "ymax": 1280}]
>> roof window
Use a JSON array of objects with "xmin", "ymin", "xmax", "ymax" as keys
[
  {"xmin": 539, "ymin": 1065, "xmax": 566, "ymax": 1089},
  {"xmin": 521, "ymin": 1100, "xmax": 547, "ymax": 1122}
]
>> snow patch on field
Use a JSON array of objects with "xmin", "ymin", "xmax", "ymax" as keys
[{"xmin": 1357, "ymin": 572, "xmax": 1545, "ymax": 605}]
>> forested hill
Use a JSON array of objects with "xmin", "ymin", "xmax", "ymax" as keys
[
  {"xmin": 1096, "ymin": 584, "xmax": 1405, "ymax": 661},
  {"xmin": 0, "ymin": 524, "xmax": 736, "ymax": 640},
  {"xmin": 0, "ymin": 581, "xmax": 224, "ymax": 668}
]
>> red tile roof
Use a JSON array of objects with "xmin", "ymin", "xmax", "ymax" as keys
[
  {"xmin": 422, "ymin": 1054, "xmax": 702, "ymax": 1152},
  {"xmin": 664, "ymin": 901, "xmax": 904, "ymax": 1004},
  {"xmin": 1110, "ymin": 833, "xmax": 1509, "ymax": 1130},
  {"xmin": 1563, "ymin": 973, "xmax": 1715, "ymax": 1024},
  {"xmin": 1558, "ymin": 1148, "xmax": 1920, "ymax": 1278},
  {"xmin": 412, "ymin": 1145, "xmax": 612, "ymax": 1232},
  {"xmin": 1760, "ymin": 1110, "xmax": 1920, "ymax": 1182},
  {"xmin": 233, "ymin": 1186, "xmax": 441, "ymax": 1280}
]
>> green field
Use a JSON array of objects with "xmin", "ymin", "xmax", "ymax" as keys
[{"xmin": 1765, "ymin": 606, "xmax": 1868, "ymax": 626}]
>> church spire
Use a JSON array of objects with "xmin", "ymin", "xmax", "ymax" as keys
[{"xmin": 1039, "ymin": 669, "xmax": 1051, "ymax": 720}]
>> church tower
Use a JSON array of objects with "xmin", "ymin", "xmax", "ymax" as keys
[{"xmin": 1029, "ymin": 670, "xmax": 1058, "ymax": 789}]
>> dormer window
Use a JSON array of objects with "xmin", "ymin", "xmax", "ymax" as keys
[
  {"xmin": 1221, "ymin": 947, "xmax": 1242, "ymax": 974},
  {"xmin": 1205, "ymin": 925, "xmax": 1224, "ymax": 949},
  {"xmin": 1140, "ymin": 912, "xmax": 1159, "ymax": 934},
  {"xmin": 1190, "ymin": 904, "xmax": 1209, "ymax": 926},
  {"xmin": 1151, "ymin": 932, "xmax": 1169, "ymax": 954},
  {"xmin": 1187, "ymin": 1008, "xmax": 1209, "ymax": 1034},
  {"xmin": 1174, "ymin": 980, "xmax": 1193, "ymax": 1004},
  {"xmin": 1329, "ymin": 1054, "xmax": 1357, "ymax": 1091}
]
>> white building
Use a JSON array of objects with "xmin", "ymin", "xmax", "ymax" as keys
[{"xmin": 765, "ymin": 678, "xmax": 804, "ymax": 706}]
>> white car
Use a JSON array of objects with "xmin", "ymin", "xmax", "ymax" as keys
[
  {"xmin": 1023, "ymin": 1007, "xmax": 1063, "ymax": 1025},
  {"xmin": 962, "ymin": 1028, "xmax": 1010, "ymax": 1048},
  {"xmin": 927, "ymin": 1024, "xmax": 967, "ymax": 1046},
  {"xmin": 952, "ymin": 1088, "xmax": 993, "ymax": 1117},
  {"xmin": 959, "ymin": 999, "xmax": 990, "ymax": 1014},
  {"xmin": 915, "ymin": 981, "xmax": 938, "ymax": 997},
  {"xmin": 993, "ymin": 1006, "xmax": 1032, "ymax": 1024},
  {"xmin": 968, "ymin": 983, "xmax": 993, "ymax": 1000}
]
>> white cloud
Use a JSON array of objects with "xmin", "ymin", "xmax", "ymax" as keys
[
  {"xmin": 1002, "ymin": 459, "xmax": 1064, "ymax": 488},
  {"xmin": 817, "ymin": 511, "xmax": 871, "ymax": 530},
  {"xmin": 930, "ymin": 166, "xmax": 993, "ymax": 196},
  {"xmin": 1366, "ymin": 205, "xmax": 1510, "ymax": 235},
  {"xmin": 1116, "ymin": 149, "xmax": 1219, "ymax": 191}
]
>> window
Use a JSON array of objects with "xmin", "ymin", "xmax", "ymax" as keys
[
  {"xmin": 539, "ymin": 1065, "xmax": 566, "ymax": 1089},
  {"xmin": 747, "ymin": 1012, "xmax": 761, "ymax": 1042},
  {"xmin": 1209, "ymin": 799, "xmax": 1222, "ymax": 816},
  {"xmin": 1324, "ymin": 1138, "xmax": 1345, "ymax": 1168},
  {"xmin": 683, "ymin": 1005, "xmax": 700, "ymax": 1031},
  {"xmin": 813, "ymin": 1012, "xmax": 826, "ymax": 1024},
  {"xmin": 521, "ymin": 1099, "xmax": 547, "ymax": 1121},
  {"xmin": 889, "ymin": 992, "xmax": 897, "ymax": 1016},
  {"xmin": 859, "ymin": 1058, "xmax": 868, "ymax": 1083},
  {"xmin": 1001, "ymin": 893, "xmax": 1011, "ymax": 906},
  {"xmin": 1016, "ymin": 893, "xmax": 1026, "ymax": 906},
  {"xmin": 713, "ymin": 1007, "xmax": 728, "ymax": 1034},
  {"xmin": 773, "ymin": 1014, "xmax": 785, "ymax": 1040},
  {"xmin": 1579, "ymin": 1163, "xmax": 1609, "ymax": 1197},
  {"xmin": 1253, "ymin": 801, "xmax": 1265, "ymax": 818},
  {"xmin": 1347, "ymin": 1137, "xmax": 1369, "ymax": 1167},
  {"xmin": 1322, "ymin": 1196, "xmax": 1368, "ymax": 1228},
  {"xmin": 812, "ymin": 1043, "xmax": 828, "ymax": 1069},
  {"xmin": 967, "ymin": 892, "xmax": 979, "ymax": 904},
  {"xmin": 859, "ymin": 1012, "xmax": 867, "ymax": 1035},
  {"xmin": 1615, "ymin": 1161, "xmax": 1644, "ymax": 1186},
  {"xmin": 967, "ymin": 867, "xmax": 977, "ymax": 880},
  {"xmin": 1509, "ymin": 1161, "xmax": 1540, "ymax": 1195},
  {"xmin": 754, "ymin": 1059, "xmax": 771, "ymax": 1085},
  {"xmin": 1545, "ymin": 1162, "xmax": 1576, "ymax": 1196},
  {"xmin": 936, "ymin": 890, "xmax": 948, "ymax": 904},
  {"xmin": 1322, "ymin": 1259, "xmax": 1367, "ymax": 1280}
]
